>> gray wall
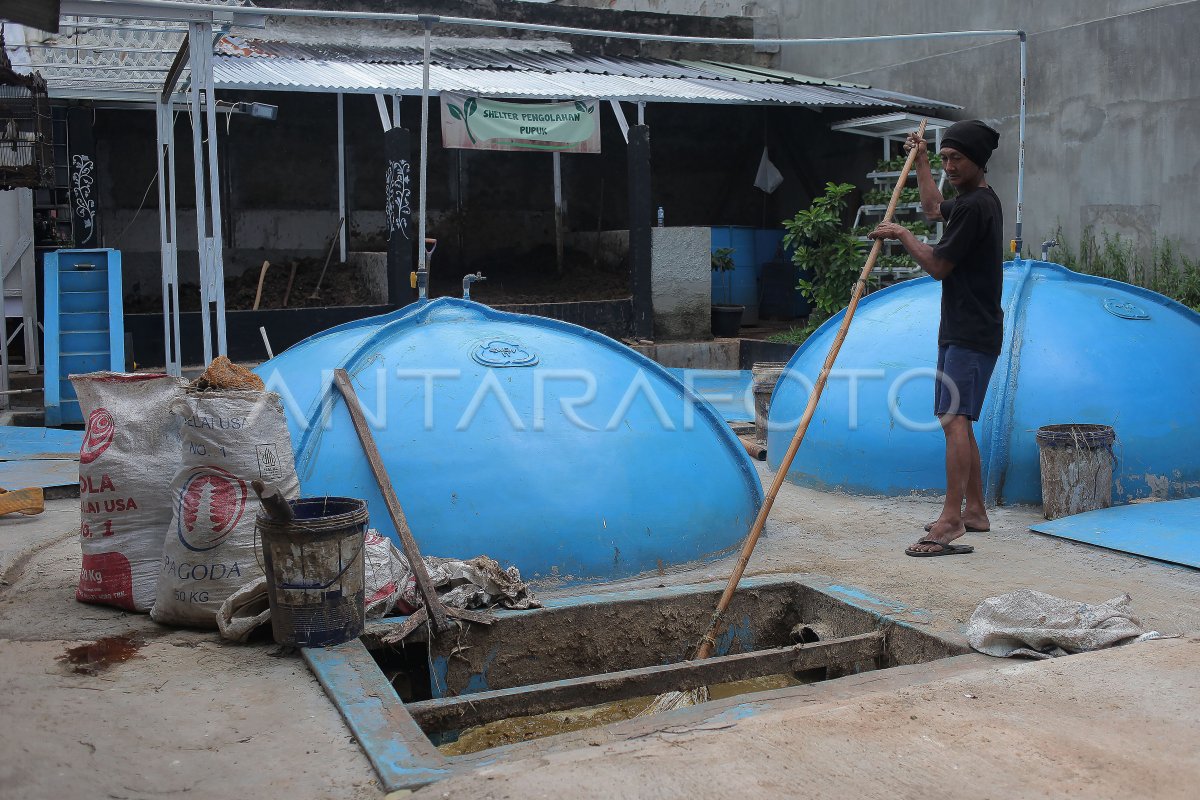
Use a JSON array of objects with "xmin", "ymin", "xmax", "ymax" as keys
[
  {"xmin": 569, "ymin": 0, "xmax": 1200, "ymax": 260},
  {"xmin": 650, "ymin": 226, "xmax": 712, "ymax": 340},
  {"xmin": 769, "ymin": 0, "xmax": 1200, "ymax": 259}
]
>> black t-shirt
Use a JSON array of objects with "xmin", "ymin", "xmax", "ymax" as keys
[{"xmin": 933, "ymin": 186, "xmax": 1005, "ymax": 355}]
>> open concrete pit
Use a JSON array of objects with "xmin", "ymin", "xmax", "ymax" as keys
[{"xmin": 307, "ymin": 576, "xmax": 969, "ymax": 788}]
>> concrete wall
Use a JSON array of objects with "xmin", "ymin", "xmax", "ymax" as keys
[
  {"xmin": 650, "ymin": 226, "xmax": 712, "ymax": 340},
  {"xmin": 765, "ymin": 0, "xmax": 1200, "ymax": 259}
]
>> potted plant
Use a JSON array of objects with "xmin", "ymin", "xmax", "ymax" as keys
[
  {"xmin": 781, "ymin": 182, "xmax": 868, "ymax": 343},
  {"xmin": 710, "ymin": 246, "xmax": 743, "ymax": 337}
]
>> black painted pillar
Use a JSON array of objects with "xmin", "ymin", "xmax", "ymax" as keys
[
  {"xmin": 67, "ymin": 107, "xmax": 101, "ymax": 248},
  {"xmin": 627, "ymin": 124, "xmax": 653, "ymax": 341},
  {"xmin": 383, "ymin": 127, "xmax": 414, "ymax": 306}
]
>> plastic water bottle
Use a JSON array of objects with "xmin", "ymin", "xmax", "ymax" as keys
[{"xmin": 657, "ymin": 206, "xmax": 665, "ymax": 227}]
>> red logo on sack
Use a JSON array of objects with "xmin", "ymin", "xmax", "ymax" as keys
[
  {"xmin": 176, "ymin": 466, "xmax": 248, "ymax": 552},
  {"xmin": 76, "ymin": 551, "xmax": 135, "ymax": 611},
  {"xmin": 80, "ymin": 408, "xmax": 115, "ymax": 464}
]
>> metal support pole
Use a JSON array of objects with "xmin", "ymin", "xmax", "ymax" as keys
[
  {"xmin": 552, "ymin": 150, "xmax": 564, "ymax": 276},
  {"xmin": 392, "ymin": 94, "xmax": 401, "ymax": 128},
  {"xmin": 416, "ymin": 15, "xmax": 437, "ymax": 300},
  {"xmin": 608, "ymin": 100, "xmax": 629, "ymax": 143},
  {"xmin": 0, "ymin": 285, "xmax": 8, "ymax": 410},
  {"xmin": 637, "ymin": 101, "xmax": 645, "ymax": 125},
  {"xmin": 186, "ymin": 20, "xmax": 226, "ymax": 363},
  {"xmin": 155, "ymin": 99, "xmax": 182, "ymax": 376},
  {"xmin": 1014, "ymin": 31, "xmax": 1027, "ymax": 259},
  {"xmin": 202, "ymin": 32, "xmax": 227, "ymax": 357},
  {"xmin": 374, "ymin": 94, "xmax": 391, "ymax": 131},
  {"xmin": 337, "ymin": 92, "xmax": 348, "ymax": 263}
]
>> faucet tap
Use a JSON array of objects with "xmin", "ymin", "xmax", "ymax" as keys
[
  {"xmin": 462, "ymin": 272, "xmax": 486, "ymax": 300},
  {"xmin": 1041, "ymin": 238, "xmax": 1058, "ymax": 262}
]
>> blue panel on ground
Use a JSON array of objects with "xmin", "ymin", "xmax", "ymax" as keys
[
  {"xmin": 0, "ymin": 459, "xmax": 79, "ymax": 490},
  {"xmin": 665, "ymin": 368, "xmax": 754, "ymax": 423},
  {"xmin": 1030, "ymin": 499, "xmax": 1200, "ymax": 568},
  {"xmin": 0, "ymin": 427, "xmax": 83, "ymax": 461},
  {"xmin": 302, "ymin": 641, "xmax": 450, "ymax": 792}
]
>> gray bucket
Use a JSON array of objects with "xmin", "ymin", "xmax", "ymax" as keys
[
  {"xmin": 257, "ymin": 496, "xmax": 369, "ymax": 648},
  {"xmin": 1035, "ymin": 424, "xmax": 1115, "ymax": 520},
  {"xmin": 752, "ymin": 362, "xmax": 788, "ymax": 443}
]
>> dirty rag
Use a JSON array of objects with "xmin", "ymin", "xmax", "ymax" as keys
[
  {"xmin": 966, "ymin": 589, "xmax": 1166, "ymax": 659},
  {"xmin": 216, "ymin": 539, "xmax": 540, "ymax": 642},
  {"xmin": 398, "ymin": 555, "xmax": 541, "ymax": 612}
]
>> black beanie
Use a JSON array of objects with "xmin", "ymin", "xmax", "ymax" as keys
[{"xmin": 941, "ymin": 120, "xmax": 1000, "ymax": 168}]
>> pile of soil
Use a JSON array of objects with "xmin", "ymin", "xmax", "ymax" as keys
[
  {"xmin": 124, "ymin": 257, "xmax": 377, "ymax": 313},
  {"xmin": 426, "ymin": 243, "xmax": 631, "ymax": 305},
  {"xmin": 124, "ymin": 245, "xmax": 633, "ymax": 312}
]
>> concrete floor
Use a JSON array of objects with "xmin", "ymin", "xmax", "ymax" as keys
[{"xmin": 1, "ymin": 461, "xmax": 1198, "ymax": 799}]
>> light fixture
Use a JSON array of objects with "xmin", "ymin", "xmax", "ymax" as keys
[
  {"xmin": 215, "ymin": 100, "xmax": 279, "ymax": 121},
  {"xmin": 246, "ymin": 102, "xmax": 278, "ymax": 120}
]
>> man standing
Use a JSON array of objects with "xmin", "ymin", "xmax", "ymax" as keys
[{"xmin": 868, "ymin": 120, "xmax": 1003, "ymax": 557}]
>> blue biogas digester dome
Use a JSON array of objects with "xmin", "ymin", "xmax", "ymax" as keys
[
  {"xmin": 767, "ymin": 260, "xmax": 1200, "ymax": 505},
  {"xmin": 256, "ymin": 298, "xmax": 763, "ymax": 582}
]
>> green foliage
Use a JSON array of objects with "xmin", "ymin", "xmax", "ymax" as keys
[
  {"xmin": 767, "ymin": 326, "xmax": 814, "ymax": 346},
  {"xmin": 871, "ymin": 152, "xmax": 942, "ymax": 173},
  {"xmin": 710, "ymin": 247, "xmax": 735, "ymax": 272},
  {"xmin": 1050, "ymin": 225, "xmax": 1200, "ymax": 311},
  {"xmin": 863, "ymin": 187, "xmax": 921, "ymax": 206},
  {"xmin": 782, "ymin": 182, "xmax": 871, "ymax": 332},
  {"xmin": 710, "ymin": 247, "xmax": 736, "ymax": 305},
  {"xmin": 876, "ymin": 253, "xmax": 917, "ymax": 272}
]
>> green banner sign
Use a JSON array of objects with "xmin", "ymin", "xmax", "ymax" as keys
[{"xmin": 440, "ymin": 94, "xmax": 601, "ymax": 153}]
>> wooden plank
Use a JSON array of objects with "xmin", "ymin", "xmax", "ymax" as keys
[
  {"xmin": 379, "ymin": 607, "xmax": 427, "ymax": 645},
  {"xmin": 445, "ymin": 606, "xmax": 497, "ymax": 625},
  {"xmin": 406, "ymin": 631, "xmax": 885, "ymax": 733},
  {"xmin": 333, "ymin": 368, "xmax": 453, "ymax": 633},
  {"xmin": 302, "ymin": 640, "xmax": 450, "ymax": 792}
]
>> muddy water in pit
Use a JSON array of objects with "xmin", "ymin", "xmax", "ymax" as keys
[{"xmin": 438, "ymin": 674, "xmax": 808, "ymax": 755}]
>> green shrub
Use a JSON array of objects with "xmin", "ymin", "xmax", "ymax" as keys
[
  {"xmin": 782, "ymin": 182, "xmax": 872, "ymax": 339},
  {"xmin": 1049, "ymin": 225, "xmax": 1200, "ymax": 311}
]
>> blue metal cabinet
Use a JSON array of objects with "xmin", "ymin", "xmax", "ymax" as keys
[{"xmin": 43, "ymin": 248, "xmax": 125, "ymax": 426}]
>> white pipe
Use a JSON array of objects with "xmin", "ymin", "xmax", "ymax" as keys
[
  {"xmin": 186, "ymin": 23, "xmax": 213, "ymax": 366},
  {"xmin": 374, "ymin": 93, "xmax": 391, "ymax": 132},
  {"xmin": 1015, "ymin": 32, "xmax": 1027, "ymax": 259},
  {"xmin": 259, "ymin": 326, "xmax": 274, "ymax": 360},
  {"xmin": 155, "ymin": 99, "xmax": 181, "ymax": 376},
  {"xmin": 416, "ymin": 18, "xmax": 432, "ymax": 299},
  {"xmin": 58, "ymin": 1, "xmax": 1020, "ymax": 47},
  {"xmin": 202, "ymin": 34, "xmax": 227, "ymax": 357},
  {"xmin": 608, "ymin": 100, "xmax": 629, "ymax": 143},
  {"xmin": 337, "ymin": 92, "xmax": 347, "ymax": 263}
]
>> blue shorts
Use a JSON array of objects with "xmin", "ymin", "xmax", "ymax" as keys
[{"xmin": 934, "ymin": 345, "xmax": 998, "ymax": 421}]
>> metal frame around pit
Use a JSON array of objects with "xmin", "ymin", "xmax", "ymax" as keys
[{"xmin": 302, "ymin": 573, "xmax": 967, "ymax": 793}]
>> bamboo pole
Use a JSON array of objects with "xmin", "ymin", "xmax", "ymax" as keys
[{"xmin": 694, "ymin": 120, "xmax": 929, "ymax": 661}]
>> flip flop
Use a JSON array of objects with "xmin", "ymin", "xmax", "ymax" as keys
[
  {"xmin": 924, "ymin": 521, "xmax": 989, "ymax": 533},
  {"xmin": 905, "ymin": 539, "xmax": 975, "ymax": 557}
]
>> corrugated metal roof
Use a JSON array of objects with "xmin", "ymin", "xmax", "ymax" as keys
[
  {"xmin": 12, "ymin": 0, "xmax": 246, "ymax": 98},
  {"xmin": 208, "ymin": 37, "xmax": 954, "ymax": 109},
  {"xmin": 17, "ymin": 24, "xmax": 955, "ymax": 110}
]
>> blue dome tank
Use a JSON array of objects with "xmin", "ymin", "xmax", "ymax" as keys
[
  {"xmin": 767, "ymin": 260, "xmax": 1200, "ymax": 505},
  {"xmin": 256, "ymin": 298, "xmax": 763, "ymax": 582}
]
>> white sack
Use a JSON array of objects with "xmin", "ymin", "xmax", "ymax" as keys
[
  {"xmin": 71, "ymin": 372, "xmax": 187, "ymax": 612},
  {"xmin": 151, "ymin": 389, "xmax": 299, "ymax": 628}
]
